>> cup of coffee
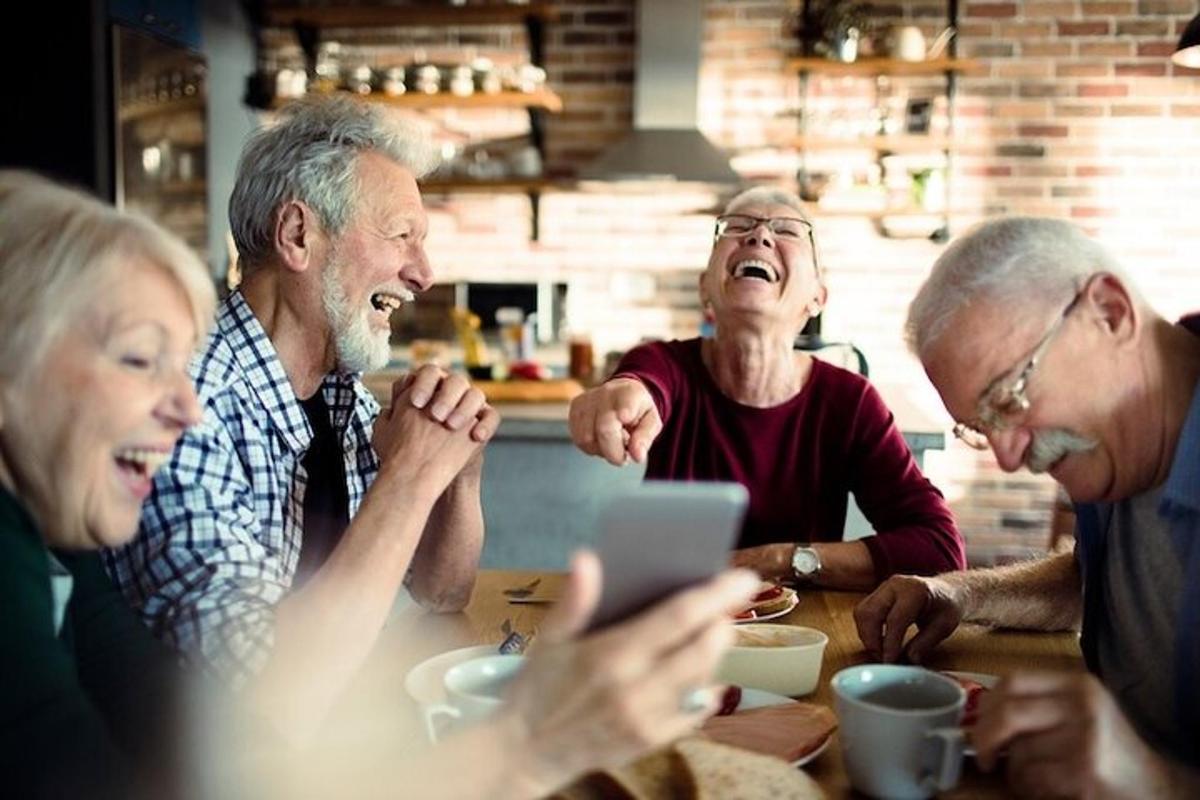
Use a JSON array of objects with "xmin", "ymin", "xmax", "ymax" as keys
[
  {"xmin": 423, "ymin": 654, "xmax": 523, "ymax": 742},
  {"xmin": 832, "ymin": 664, "xmax": 967, "ymax": 800}
]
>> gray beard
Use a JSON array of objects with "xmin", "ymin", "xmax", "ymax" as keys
[{"xmin": 320, "ymin": 259, "xmax": 392, "ymax": 374}]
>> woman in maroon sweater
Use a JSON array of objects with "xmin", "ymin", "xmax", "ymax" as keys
[{"xmin": 569, "ymin": 187, "xmax": 965, "ymax": 590}]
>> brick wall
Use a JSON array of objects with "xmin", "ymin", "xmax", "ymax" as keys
[{"xmin": 262, "ymin": 0, "xmax": 1200, "ymax": 563}]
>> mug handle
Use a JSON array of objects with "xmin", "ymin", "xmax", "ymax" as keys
[
  {"xmin": 423, "ymin": 702, "xmax": 463, "ymax": 744},
  {"xmin": 922, "ymin": 726, "xmax": 967, "ymax": 792}
]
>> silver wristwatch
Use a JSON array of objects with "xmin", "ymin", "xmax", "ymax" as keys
[{"xmin": 791, "ymin": 544, "xmax": 822, "ymax": 584}]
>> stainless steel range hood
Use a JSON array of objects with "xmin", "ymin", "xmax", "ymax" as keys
[{"xmin": 581, "ymin": 0, "xmax": 740, "ymax": 184}]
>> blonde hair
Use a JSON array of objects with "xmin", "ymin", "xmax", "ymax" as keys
[{"xmin": 0, "ymin": 170, "xmax": 216, "ymax": 378}]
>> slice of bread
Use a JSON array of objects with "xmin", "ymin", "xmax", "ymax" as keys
[{"xmin": 676, "ymin": 738, "xmax": 825, "ymax": 800}]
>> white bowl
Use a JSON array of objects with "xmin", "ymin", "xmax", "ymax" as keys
[{"xmin": 717, "ymin": 624, "xmax": 828, "ymax": 697}]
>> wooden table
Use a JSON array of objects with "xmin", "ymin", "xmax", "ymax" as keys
[{"xmin": 339, "ymin": 570, "xmax": 1084, "ymax": 798}]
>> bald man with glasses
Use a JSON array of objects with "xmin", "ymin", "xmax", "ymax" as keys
[{"xmin": 855, "ymin": 217, "xmax": 1200, "ymax": 797}]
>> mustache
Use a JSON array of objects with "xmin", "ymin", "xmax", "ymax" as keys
[{"xmin": 1025, "ymin": 428, "xmax": 1097, "ymax": 473}]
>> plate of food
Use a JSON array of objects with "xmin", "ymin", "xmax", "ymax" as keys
[
  {"xmin": 704, "ymin": 685, "xmax": 836, "ymax": 767},
  {"xmin": 732, "ymin": 583, "xmax": 799, "ymax": 623}
]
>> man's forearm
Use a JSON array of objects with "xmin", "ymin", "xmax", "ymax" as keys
[
  {"xmin": 248, "ymin": 467, "xmax": 440, "ymax": 742},
  {"xmin": 946, "ymin": 550, "xmax": 1082, "ymax": 631},
  {"xmin": 407, "ymin": 467, "xmax": 485, "ymax": 611}
]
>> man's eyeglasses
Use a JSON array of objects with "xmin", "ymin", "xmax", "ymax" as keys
[
  {"xmin": 953, "ymin": 289, "xmax": 1085, "ymax": 450},
  {"xmin": 714, "ymin": 214, "xmax": 813, "ymax": 242}
]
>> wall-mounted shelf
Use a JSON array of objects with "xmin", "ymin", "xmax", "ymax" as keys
[
  {"xmin": 264, "ymin": 3, "xmax": 559, "ymax": 28},
  {"xmin": 270, "ymin": 88, "xmax": 563, "ymax": 113},
  {"xmin": 793, "ymin": 134, "xmax": 951, "ymax": 153},
  {"xmin": 787, "ymin": 57, "xmax": 983, "ymax": 77}
]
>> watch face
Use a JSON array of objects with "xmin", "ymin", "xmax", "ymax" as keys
[{"xmin": 794, "ymin": 548, "xmax": 819, "ymax": 575}]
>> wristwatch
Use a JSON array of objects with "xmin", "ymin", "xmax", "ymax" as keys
[{"xmin": 791, "ymin": 544, "xmax": 822, "ymax": 584}]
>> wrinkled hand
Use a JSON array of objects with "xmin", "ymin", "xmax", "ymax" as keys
[
  {"xmin": 498, "ymin": 552, "xmax": 758, "ymax": 792},
  {"xmin": 853, "ymin": 574, "xmax": 963, "ymax": 663},
  {"xmin": 974, "ymin": 671, "xmax": 1161, "ymax": 799},
  {"xmin": 568, "ymin": 378, "xmax": 661, "ymax": 466},
  {"xmin": 373, "ymin": 366, "xmax": 497, "ymax": 495}
]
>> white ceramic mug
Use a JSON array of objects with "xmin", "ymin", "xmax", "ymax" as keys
[
  {"xmin": 892, "ymin": 25, "xmax": 928, "ymax": 62},
  {"xmin": 832, "ymin": 664, "xmax": 967, "ymax": 800},
  {"xmin": 423, "ymin": 654, "xmax": 523, "ymax": 743}
]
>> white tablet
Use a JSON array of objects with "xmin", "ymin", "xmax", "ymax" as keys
[{"xmin": 587, "ymin": 481, "xmax": 749, "ymax": 631}]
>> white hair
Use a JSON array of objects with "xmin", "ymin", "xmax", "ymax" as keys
[
  {"xmin": 0, "ymin": 170, "xmax": 216, "ymax": 379},
  {"xmin": 906, "ymin": 216, "xmax": 1136, "ymax": 358},
  {"xmin": 228, "ymin": 94, "xmax": 439, "ymax": 271},
  {"xmin": 724, "ymin": 186, "xmax": 809, "ymax": 219}
]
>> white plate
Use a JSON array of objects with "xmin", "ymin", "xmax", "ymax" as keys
[
  {"xmin": 404, "ymin": 644, "xmax": 503, "ymax": 706},
  {"xmin": 727, "ymin": 687, "xmax": 831, "ymax": 768},
  {"xmin": 733, "ymin": 594, "xmax": 799, "ymax": 624}
]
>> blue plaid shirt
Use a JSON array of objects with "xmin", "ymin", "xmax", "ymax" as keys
[{"xmin": 103, "ymin": 291, "xmax": 381, "ymax": 687}]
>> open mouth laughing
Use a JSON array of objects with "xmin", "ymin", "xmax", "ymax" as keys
[
  {"xmin": 730, "ymin": 258, "xmax": 780, "ymax": 283},
  {"xmin": 370, "ymin": 289, "xmax": 414, "ymax": 316},
  {"xmin": 114, "ymin": 447, "xmax": 171, "ymax": 499}
]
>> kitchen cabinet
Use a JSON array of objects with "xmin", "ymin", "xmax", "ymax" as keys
[{"xmin": 259, "ymin": 3, "xmax": 564, "ymax": 240}]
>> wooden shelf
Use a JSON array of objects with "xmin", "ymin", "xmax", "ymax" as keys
[
  {"xmin": 264, "ymin": 3, "xmax": 559, "ymax": 28},
  {"xmin": 794, "ymin": 134, "xmax": 951, "ymax": 152},
  {"xmin": 419, "ymin": 177, "xmax": 573, "ymax": 194},
  {"xmin": 787, "ymin": 57, "xmax": 983, "ymax": 77},
  {"xmin": 118, "ymin": 95, "xmax": 204, "ymax": 123},
  {"xmin": 270, "ymin": 88, "xmax": 562, "ymax": 112}
]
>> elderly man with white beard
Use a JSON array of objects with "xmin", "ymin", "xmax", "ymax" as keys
[
  {"xmin": 853, "ymin": 217, "xmax": 1200, "ymax": 798},
  {"xmin": 103, "ymin": 96, "xmax": 497, "ymax": 738}
]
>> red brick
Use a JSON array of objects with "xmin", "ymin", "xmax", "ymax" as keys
[
  {"xmin": 1055, "ymin": 103, "xmax": 1107, "ymax": 116},
  {"xmin": 995, "ymin": 101, "xmax": 1052, "ymax": 117},
  {"xmin": 1115, "ymin": 20, "xmax": 1169, "ymax": 35},
  {"xmin": 1078, "ymin": 82, "xmax": 1129, "ymax": 97},
  {"xmin": 996, "ymin": 61, "xmax": 1055, "ymax": 78},
  {"xmin": 1015, "ymin": 164, "xmax": 1071, "ymax": 177},
  {"xmin": 1081, "ymin": 0, "xmax": 1135, "ymax": 11},
  {"xmin": 1137, "ymin": 0, "xmax": 1195, "ymax": 12},
  {"xmin": 1110, "ymin": 104, "xmax": 1165, "ymax": 116},
  {"xmin": 1056, "ymin": 61, "xmax": 1111, "ymax": 77},
  {"xmin": 1025, "ymin": 1, "xmax": 1080, "ymax": 16},
  {"xmin": 1019, "ymin": 124, "xmax": 1071, "ymax": 136},
  {"xmin": 1078, "ymin": 42, "xmax": 1134, "ymax": 57},
  {"xmin": 1172, "ymin": 104, "xmax": 1200, "ymax": 116},
  {"xmin": 1076, "ymin": 165, "xmax": 1125, "ymax": 176},
  {"xmin": 1071, "ymin": 206, "xmax": 1119, "ymax": 217},
  {"xmin": 1115, "ymin": 62, "xmax": 1168, "ymax": 77},
  {"xmin": 1051, "ymin": 185, "xmax": 1099, "ymax": 198},
  {"xmin": 1137, "ymin": 42, "xmax": 1176, "ymax": 58},
  {"xmin": 997, "ymin": 22, "xmax": 1055, "ymax": 37},
  {"xmin": 1024, "ymin": 42, "xmax": 1074, "ymax": 56},
  {"xmin": 957, "ymin": 21, "xmax": 997, "ymax": 37},
  {"xmin": 1058, "ymin": 20, "xmax": 1112, "ymax": 35},
  {"xmin": 966, "ymin": 2, "xmax": 1018, "ymax": 16}
]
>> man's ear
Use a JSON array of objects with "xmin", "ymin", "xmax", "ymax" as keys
[
  {"xmin": 274, "ymin": 201, "xmax": 321, "ymax": 275},
  {"xmin": 698, "ymin": 271, "xmax": 711, "ymax": 309},
  {"xmin": 1086, "ymin": 272, "xmax": 1138, "ymax": 346}
]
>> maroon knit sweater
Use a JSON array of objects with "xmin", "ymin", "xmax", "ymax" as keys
[{"xmin": 614, "ymin": 338, "xmax": 966, "ymax": 581}]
